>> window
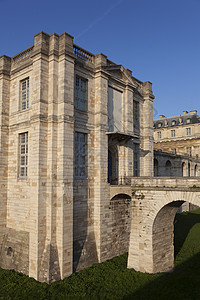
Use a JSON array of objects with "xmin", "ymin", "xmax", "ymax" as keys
[
  {"xmin": 186, "ymin": 118, "xmax": 191, "ymax": 124},
  {"xmin": 133, "ymin": 143, "xmax": 139, "ymax": 177},
  {"xmin": 186, "ymin": 128, "xmax": 191, "ymax": 136},
  {"xmin": 154, "ymin": 158, "xmax": 159, "ymax": 177},
  {"xmin": 187, "ymin": 147, "xmax": 192, "ymax": 157},
  {"xmin": 172, "ymin": 148, "xmax": 176, "ymax": 154},
  {"xmin": 74, "ymin": 132, "xmax": 87, "ymax": 177},
  {"xmin": 133, "ymin": 100, "xmax": 140, "ymax": 134},
  {"xmin": 158, "ymin": 123, "xmax": 162, "ymax": 128},
  {"xmin": 19, "ymin": 132, "xmax": 28, "ymax": 177},
  {"xmin": 166, "ymin": 160, "xmax": 172, "ymax": 176},
  {"xmin": 195, "ymin": 165, "xmax": 198, "ymax": 177},
  {"xmin": 157, "ymin": 131, "xmax": 161, "ymax": 139},
  {"xmin": 21, "ymin": 78, "xmax": 29, "ymax": 110},
  {"xmin": 171, "ymin": 120, "xmax": 176, "ymax": 126},
  {"xmin": 171, "ymin": 130, "xmax": 175, "ymax": 137},
  {"xmin": 75, "ymin": 76, "xmax": 87, "ymax": 111}
]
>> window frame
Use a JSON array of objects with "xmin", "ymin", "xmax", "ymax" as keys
[
  {"xmin": 19, "ymin": 132, "xmax": 28, "ymax": 178},
  {"xmin": 171, "ymin": 129, "xmax": 175, "ymax": 137},
  {"xmin": 157, "ymin": 131, "xmax": 162, "ymax": 139},
  {"xmin": 186, "ymin": 127, "xmax": 191, "ymax": 136},
  {"xmin": 133, "ymin": 143, "xmax": 139, "ymax": 177},
  {"xmin": 74, "ymin": 75, "xmax": 88, "ymax": 111},
  {"xmin": 74, "ymin": 132, "xmax": 87, "ymax": 178},
  {"xmin": 133, "ymin": 100, "xmax": 140, "ymax": 135},
  {"xmin": 20, "ymin": 78, "xmax": 29, "ymax": 110},
  {"xmin": 171, "ymin": 120, "xmax": 176, "ymax": 126}
]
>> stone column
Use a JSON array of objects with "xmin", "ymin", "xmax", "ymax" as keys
[{"xmin": 0, "ymin": 56, "xmax": 10, "ymax": 253}]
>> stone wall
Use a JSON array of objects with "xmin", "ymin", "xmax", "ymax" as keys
[
  {"xmin": 0, "ymin": 30, "xmax": 155, "ymax": 282},
  {"xmin": 128, "ymin": 177, "xmax": 200, "ymax": 273}
]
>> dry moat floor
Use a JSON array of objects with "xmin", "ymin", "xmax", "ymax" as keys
[{"xmin": 1, "ymin": 209, "xmax": 200, "ymax": 300}]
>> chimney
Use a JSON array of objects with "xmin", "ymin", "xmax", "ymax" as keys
[
  {"xmin": 159, "ymin": 115, "xmax": 165, "ymax": 118},
  {"xmin": 183, "ymin": 111, "xmax": 188, "ymax": 115},
  {"xmin": 190, "ymin": 110, "xmax": 197, "ymax": 114}
]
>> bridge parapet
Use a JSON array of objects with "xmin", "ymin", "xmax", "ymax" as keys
[{"xmin": 131, "ymin": 177, "xmax": 200, "ymax": 190}]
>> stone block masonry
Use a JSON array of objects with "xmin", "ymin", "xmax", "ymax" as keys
[{"xmin": 0, "ymin": 31, "xmax": 155, "ymax": 282}]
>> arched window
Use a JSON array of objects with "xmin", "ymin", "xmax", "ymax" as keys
[
  {"xmin": 188, "ymin": 162, "xmax": 191, "ymax": 177},
  {"xmin": 194, "ymin": 164, "xmax": 198, "ymax": 177},
  {"xmin": 154, "ymin": 158, "xmax": 159, "ymax": 177},
  {"xmin": 166, "ymin": 160, "xmax": 172, "ymax": 176},
  {"xmin": 182, "ymin": 162, "xmax": 186, "ymax": 176}
]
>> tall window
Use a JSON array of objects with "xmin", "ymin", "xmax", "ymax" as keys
[
  {"xmin": 133, "ymin": 143, "xmax": 139, "ymax": 177},
  {"xmin": 186, "ymin": 128, "xmax": 191, "ymax": 136},
  {"xmin": 19, "ymin": 132, "xmax": 28, "ymax": 177},
  {"xmin": 21, "ymin": 78, "xmax": 29, "ymax": 110},
  {"xmin": 133, "ymin": 100, "xmax": 140, "ymax": 135},
  {"xmin": 74, "ymin": 132, "xmax": 87, "ymax": 177},
  {"xmin": 195, "ymin": 165, "xmax": 198, "ymax": 177},
  {"xmin": 157, "ymin": 131, "xmax": 161, "ymax": 139},
  {"xmin": 75, "ymin": 76, "xmax": 87, "ymax": 111},
  {"xmin": 187, "ymin": 147, "xmax": 192, "ymax": 157},
  {"xmin": 171, "ymin": 130, "xmax": 175, "ymax": 137}
]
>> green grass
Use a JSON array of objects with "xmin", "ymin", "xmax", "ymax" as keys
[{"xmin": 1, "ymin": 209, "xmax": 200, "ymax": 299}]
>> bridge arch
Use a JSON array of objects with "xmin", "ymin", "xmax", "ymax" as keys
[{"xmin": 128, "ymin": 190, "xmax": 200, "ymax": 273}]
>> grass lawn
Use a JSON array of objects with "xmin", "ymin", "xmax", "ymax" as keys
[{"xmin": 1, "ymin": 209, "xmax": 200, "ymax": 299}]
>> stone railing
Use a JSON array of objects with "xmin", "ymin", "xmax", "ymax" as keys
[
  {"xmin": 12, "ymin": 45, "xmax": 34, "ymax": 63},
  {"xmin": 131, "ymin": 177, "xmax": 200, "ymax": 189},
  {"xmin": 73, "ymin": 44, "xmax": 94, "ymax": 63}
]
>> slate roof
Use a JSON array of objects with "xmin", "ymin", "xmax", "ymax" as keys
[{"xmin": 153, "ymin": 112, "xmax": 200, "ymax": 129}]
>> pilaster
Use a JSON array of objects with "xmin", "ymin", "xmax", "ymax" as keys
[
  {"xmin": 55, "ymin": 36, "xmax": 75, "ymax": 280},
  {"xmin": 140, "ymin": 81, "xmax": 154, "ymax": 176},
  {"xmin": 93, "ymin": 66, "xmax": 109, "ymax": 261},
  {"xmin": 0, "ymin": 55, "xmax": 10, "ymax": 255}
]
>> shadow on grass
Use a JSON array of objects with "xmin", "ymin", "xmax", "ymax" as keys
[
  {"xmin": 174, "ymin": 209, "xmax": 200, "ymax": 258},
  {"xmin": 1, "ymin": 210, "xmax": 200, "ymax": 299},
  {"xmin": 124, "ymin": 251, "xmax": 200, "ymax": 300},
  {"xmin": 124, "ymin": 209, "xmax": 200, "ymax": 300}
]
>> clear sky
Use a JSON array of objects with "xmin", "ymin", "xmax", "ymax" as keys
[{"xmin": 0, "ymin": 0, "xmax": 200, "ymax": 119}]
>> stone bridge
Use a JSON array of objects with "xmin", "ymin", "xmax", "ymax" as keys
[{"xmin": 110, "ymin": 177, "xmax": 200, "ymax": 273}]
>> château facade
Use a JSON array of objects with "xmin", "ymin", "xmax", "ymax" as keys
[
  {"xmin": 154, "ymin": 111, "xmax": 200, "ymax": 177},
  {"xmin": 0, "ymin": 31, "xmax": 154, "ymax": 282}
]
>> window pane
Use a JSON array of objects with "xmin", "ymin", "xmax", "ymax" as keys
[
  {"xmin": 19, "ymin": 132, "xmax": 28, "ymax": 177},
  {"xmin": 74, "ymin": 76, "xmax": 87, "ymax": 111},
  {"xmin": 74, "ymin": 132, "xmax": 87, "ymax": 177},
  {"xmin": 21, "ymin": 78, "xmax": 29, "ymax": 110}
]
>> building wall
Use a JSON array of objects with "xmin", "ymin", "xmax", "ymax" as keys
[
  {"xmin": 154, "ymin": 112, "xmax": 200, "ymax": 159},
  {"xmin": 154, "ymin": 150, "xmax": 200, "ymax": 177},
  {"xmin": 0, "ymin": 31, "xmax": 155, "ymax": 282}
]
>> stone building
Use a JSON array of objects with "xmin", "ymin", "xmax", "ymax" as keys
[
  {"xmin": 154, "ymin": 111, "xmax": 200, "ymax": 177},
  {"xmin": 0, "ymin": 31, "xmax": 154, "ymax": 282}
]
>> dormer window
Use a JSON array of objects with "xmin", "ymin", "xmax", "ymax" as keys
[
  {"xmin": 158, "ymin": 123, "xmax": 162, "ymax": 128},
  {"xmin": 186, "ymin": 118, "xmax": 191, "ymax": 124},
  {"xmin": 171, "ymin": 120, "xmax": 176, "ymax": 126}
]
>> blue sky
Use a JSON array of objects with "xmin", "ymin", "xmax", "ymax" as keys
[{"xmin": 0, "ymin": 0, "xmax": 200, "ymax": 118}]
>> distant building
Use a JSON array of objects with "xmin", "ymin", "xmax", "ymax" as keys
[{"xmin": 154, "ymin": 110, "xmax": 200, "ymax": 176}]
